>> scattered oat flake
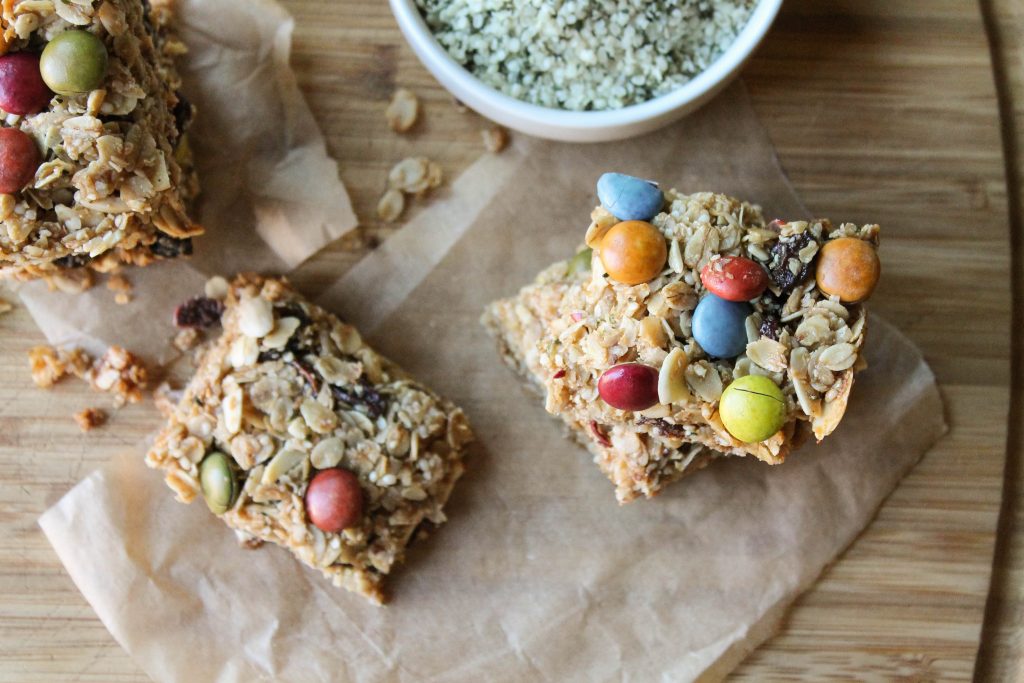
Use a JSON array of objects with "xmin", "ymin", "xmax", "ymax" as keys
[
  {"xmin": 385, "ymin": 88, "xmax": 419, "ymax": 133},
  {"xmin": 388, "ymin": 157, "xmax": 429, "ymax": 193},
  {"xmin": 376, "ymin": 189, "xmax": 405, "ymax": 223},
  {"xmin": 425, "ymin": 161, "xmax": 443, "ymax": 190},
  {"xmin": 481, "ymin": 125, "xmax": 508, "ymax": 153},
  {"xmin": 74, "ymin": 407, "xmax": 107, "ymax": 432}
]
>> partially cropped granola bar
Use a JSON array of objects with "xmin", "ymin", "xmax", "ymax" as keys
[
  {"xmin": 0, "ymin": 0, "xmax": 200, "ymax": 282},
  {"xmin": 482, "ymin": 255, "xmax": 722, "ymax": 502},
  {"xmin": 484, "ymin": 175, "xmax": 879, "ymax": 503},
  {"xmin": 147, "ymin": 275, "xmax": 473, "ymax": 604}
]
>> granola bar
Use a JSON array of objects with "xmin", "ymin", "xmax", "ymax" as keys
[
  {"xmin": 0, "ymin": 0, "xmax": 200, "ymax": 282},
  {"xmin": 146, "ymin": 275, "xmax": 473, "ymax": 604},
  {"xmin": 484, "ymin": 181, "xmax": 879, "ymax": 503}
]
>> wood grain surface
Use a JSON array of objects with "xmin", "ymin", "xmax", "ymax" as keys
[{"xmin": 0, "ymin": 0, "xmax": 1017, "ymax": 680}]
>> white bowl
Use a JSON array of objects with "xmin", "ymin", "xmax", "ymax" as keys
[{"xmin": 389, "ymin": 0, "xmax": 783, "ymax": 143}]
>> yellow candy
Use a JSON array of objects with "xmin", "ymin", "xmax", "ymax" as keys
[{"xmin": 719, "ymin": 375, "xmax": 786, "ymax": 443}]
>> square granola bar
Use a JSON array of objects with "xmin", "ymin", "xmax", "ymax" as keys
[
  {"xmin": 147, "ymin": 275, "xmax": 473, "ymax": 604},
  {"xmin": 484, "ymin": 182, "xmax": 879, "ymax": 503},
  {"xmin": 0, "ymin": 0, "xmax": 200, "ymax": 282}
]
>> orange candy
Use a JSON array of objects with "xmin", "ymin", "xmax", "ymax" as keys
[
  {"xmin": 815, "ymin": 237, "xmax": 880, "ymax": 303},
  {"xmin": 599, "ymin": 220, "xmax": 667, "ymax": 285}
]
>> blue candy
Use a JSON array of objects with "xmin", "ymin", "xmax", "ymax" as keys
[
  {"xmin": 597, "ymin": 172, "xmax": 664, "ymax": 221},
  {"xmin": 691, "ymin": 293, "xmax": 752, "ymax": 359}
]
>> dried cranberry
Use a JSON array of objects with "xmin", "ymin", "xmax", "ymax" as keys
[
  {"xmin": 588, "ymin": 420, "xmax": 612, "ymax": 447},
  {"xmin": 759, "ymin": 315, "xmax": 781, "ymax": 341},
  {"xmin": 768, "ymin": 232, "xmax": 818, "ymax": 295},
  {"xmin": 173, "ymin": 296, "xmax": 223, "ymax": 328}
]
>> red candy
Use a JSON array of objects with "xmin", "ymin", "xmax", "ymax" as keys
[
  {"xmin": 305, "ymin": 468, "xmax": 364, "ymax": 533},
  {"xmin": 0, "ymin": 127, "xmax": 40, "ymax": 194},
  {"xmin": 700, "ymin": 256, "xmax": 769, "ymax": 302},
  {"xmin": 0, "ymin": 53, "xmax": 52, "ymax": 116},
  {"xmin": 598, "ymin": 363, "xmax": 659, "ymax": 412}
]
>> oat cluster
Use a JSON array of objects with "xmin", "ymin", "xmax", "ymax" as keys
[{"xmin": 416, "ymin": 0, "xmax": 755, "ymax": 110}]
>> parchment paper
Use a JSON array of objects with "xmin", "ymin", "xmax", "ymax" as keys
[
  {"xmin": 39, "ymin": 84, "xmax": 947, "ymax": 682},
  {"xmin": 18, "ymin": 0, "xmax": 357, "ymax": 363}
]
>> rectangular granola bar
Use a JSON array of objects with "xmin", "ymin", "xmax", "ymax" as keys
[
  {"xmin": 484, "ymin": 189, "xmax": 878, "ymax": 503},
  {"xmin": 147, "ymin": 275, "xmax": 473, "ymax": 604},
  {"xmin": 0, "ymin": 0, "xmax": 200, "ymax": 282}
]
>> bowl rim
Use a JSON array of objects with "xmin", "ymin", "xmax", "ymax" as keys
[{"xmin": 390, "ymin": 0, "xmax": 784, "ymax": 129}]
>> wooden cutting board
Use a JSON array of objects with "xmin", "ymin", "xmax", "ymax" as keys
[{"xmin": 0, "ymin": 0, "xmax": 1017, "ymax": 680}]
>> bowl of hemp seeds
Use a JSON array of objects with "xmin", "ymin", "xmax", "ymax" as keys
[{"xmin": 390, "ymin": 0, "xmax": 783, "ymax": 142}]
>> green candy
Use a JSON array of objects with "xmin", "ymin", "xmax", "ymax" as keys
[
  {"xmin": 719, "ymin": 375, "xmax": 786, "ymax": 443},
  {"xmin": 566, "ymin": 247, "xmax": 593, "ymax": 277},
  {"xmin": 40, "ymin": 30, "xmax": 108, "ymax": 95},
  {"xmin": 199, "ymin": 451, "xmax": 238, "ymax": 515}
]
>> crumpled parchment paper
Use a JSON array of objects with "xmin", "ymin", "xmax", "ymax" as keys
[
  {"xmin": 17, "ymin": 0, "xmax": 357, "ymax": 364},
  {"xmin": 39, "ymin": 84, "xmax": 947, "ymax": 682}
]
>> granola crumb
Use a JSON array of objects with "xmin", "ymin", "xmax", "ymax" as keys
[
  {"xmin": 28, "ymin": 346, "xmax": 93, "ymax": 388},
  {"xmin": 107, "ymin": 274, "xmax": 133, "ymax": 304},
  {"xmin": 385, "ymin": 88, "xmax": 419, "ymax": 133},
  {"xmin": 107, "ymin": 274, "xmax": 132, "ymax": 293},
  {"xmin": 481, "ymin": 125, "xmax": 508, "ymax": 153},
  {"xmin": 173, "ymin": 327, "xmax": 201, "ymax": 351},
  {"xmin": 86, "ymin": 346, "xmax": 148, "ymax": 406},
  {"xmin": 204, "ymin": 275, "xmax": 230, "ymax": 300},
  {"xmin": 74, "ymin": 407, "xmax": 108, "ymax": 432},
  {"xmin": 0, "ymin": 298, "xmax": 12, "ymax": 315}
]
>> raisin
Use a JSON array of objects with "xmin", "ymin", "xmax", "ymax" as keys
[
  {"xmin": 276, "ymin": 302, "xmax": 312, "ymax": 327},
  {"xmin": 768, "ymin": 232, "xmax": 817, "ymax": 295},
  {"xmin": 172, "ymin": 92, "xmax": 194, "ymax": 135},
  {"xmin": 759, "ymin": 315, "xmax": 781, "ymax": 341},
  {"xmin": 173, "ymin": 296, "xmax": 223, "ymax": 328},
  {"xmin": 53, "ymin": 253, "xmax": 92, "ymax": 269},
  {"xmin": 150, "ymin": 235, "xmax": 193, "ymax": 259},
  {"xmin": 330, "ymin": 376, "xmax": 387, "ymax": 419}
]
